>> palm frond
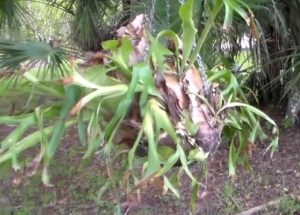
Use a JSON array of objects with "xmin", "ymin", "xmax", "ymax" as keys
[
  {"xmin": 72, "ymin": 0, "xmax": 125, "ymax": 51},
  {"xmin": 0, "ymin": 0, "xmax": 27, "ymax": 36},
  {"xmin": 0, "ymin": 40, "xmax": 71, "ymax": 80},
  {"xmin": 40, "ymin": 0, "xmax": 76, "ymax": 15}
]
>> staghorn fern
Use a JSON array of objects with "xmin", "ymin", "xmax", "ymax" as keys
[{"xmin": 0, "ymin": 1, "xmax": 279, "ymax": 213}]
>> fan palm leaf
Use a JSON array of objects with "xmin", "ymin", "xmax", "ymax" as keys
[
  {"xmin": 0, "ymin": 0, "xmax": 27, "ymax": 36},
  {"xmin": 0, "ymin": 40, "xmax": 71, "ymax": 80}
]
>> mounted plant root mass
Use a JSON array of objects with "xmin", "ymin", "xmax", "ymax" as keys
[
  {"xmin": 72, "ymin": 14, "xmax": 224, "ymax": 162},
  {"xmin": 0, "ymin": 0, "xmax": 279, "ymax": 213}
]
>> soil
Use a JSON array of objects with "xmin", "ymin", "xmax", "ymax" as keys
[{"xmin": 0, "ymin": 108, "xmax": 299, "ymax": 215}]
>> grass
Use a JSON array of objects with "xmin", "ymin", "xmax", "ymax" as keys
[
  {"xmin": 219, "ymin": 182, "xmax": 241, "ymax": 215},
  {"xmin": 0, "ymin": 133, "xmax": 299, "ymax": 215},
  {"xmin": 279, "ymin": 196, "xmax": 300, "ymax": 215},
  {"xmin": 235, "ymin": 50, "xmax": 254, "ymax": 72},
  {"xmin": 0, "ymin": 142, "xmax": 116, "ymax": 215},
  {"xmin": 216, "ymin": 178, "xmax": 300, "ymax": 215},
  {"xmin": 0, "ymin": 99, "xmax": 297, "ymax": 215}
]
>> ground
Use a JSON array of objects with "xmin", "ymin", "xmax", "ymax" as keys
[{"xmin": 0, "ymin": 108, "xmax": 299, "ymax": 215}]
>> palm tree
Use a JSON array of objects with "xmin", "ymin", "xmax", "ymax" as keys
[{"xmin": 256, "ymin": 0, "xmax": 300, "ymax": 125}]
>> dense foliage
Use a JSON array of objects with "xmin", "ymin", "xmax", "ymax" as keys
[{"xmin": 2, "ymin": 0, "xmax": 299, "ymax": 213}]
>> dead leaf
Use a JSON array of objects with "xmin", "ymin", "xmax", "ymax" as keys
[
  {"xmin": 183, "ymin": 67, "xmax": 205, "ymax": 96},
  {"xmin": 116, "ymin": 14, "xmax": 148, "ymax": 65},
  {"xmin": 165, "ymin": 74, "xmax": 189, "ymax": 110}
]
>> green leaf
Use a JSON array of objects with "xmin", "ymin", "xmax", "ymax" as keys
[
  {"xmin": 224, "ymin": 0, "xmax": 249, "ymax": 25},
  {"xmin": 151, "ymin": 99, "xmax": 177, "ymax": 141},
  {"xmin": 0, "ymin": 115, "xmax": 35, "ymax": 151},
  {"xmin": 188, "ymin": 148, "xmax": 209, "ymax": 161},
  {"xmin": 265, "ymin": 136, "xmax": 279, "ymax": 157},
  {"xmin": 45, "ymin": 85, "xmax": 81, "ymax": 160},
  {"xmin": 128, "ymin": 129, "xmax": 144, "ymax": 170},
  {"xmin": 0, "ymin": 40, "xmax": 71, "ymax": 79},
  {"xmin": 0, "ymin": 0, "xmax": 27, "ymax": 33},
  {"xmin": 163, "ymin": 176, "xmax": 180, "ymax": 198},
  {"xmin": 179, "ymin": 0, "xmax": 197, "ymax": 72},
  {"xmin": 80, "ymin": 66, "xmax": 118, "ymax": 87},
  {"xmin": 225, "ymin": 114, "xmax": 242, "ymax": 130},
  {"xmin": 0, "ymin": 120, "xmax": 76, "ymax": 164},
  {"xmin": 156, "ymin": 147, "xmax": 179, "ymax": 176},
  {"xmin": 228, "ymin": 138, "xmax": 237, "ymax": 176},
  {"xmin": 223, "ymin": 3, "xmax": 233, "ymax": 30},
  {"xmin": 181, "ymin": 111, "xmax": 199, "ymax": 136},
  {"xmin": 11, "ymin": 146, "xmax": 20, "ymax": 171},
  {"xmin": 0, "ymin": 114, "xmax": 34, "ymax": 124},
  {"xmin": 216, "ymin": 102, "xmax": 277, "ymax": 127},
  {"xmin": 83, "ymin": 109, "xmax": 101, "ymax": 158},
  {"xmin": 178, "ymin": 143, "xmax": 199, "ymax": 184},
  {"xmin": 109, "ymin": 37, "xmax": 133, "ymax": 78},
  {"xmin": 71, "ymin": 84, "xmax": 127, "ymax": 115},
  {"xmin": 156, "ymin": 30, "xmax": 181, "ymax": 67},
  {"xmin": 191, "ymin": 181, "xmax": 200, "ymax": 215},
  {"xmin": 150, "ymin": 36, "xmax": 173, "ymax": 70},
  {"xmin": 104, "ymin": 66, "xmax": 139, "ymax": 141},
  {"xmin": 34, "ymin": 107, "xmax": 49, "ymax": 163},
  {"xmin": 189, "ymin": 0, "xmax": 223, "ymax": 65},
  {"xmin": 157, "ymin": 145, "xmax": 176, "ymax": 161},
  {"xmin": 138, "ymin": 64, "xmax": 156, "ymax": 111},
  {"xmin": 104, "ymin": 63, "xmax": 153, "ymax": 143},
  {"xmin": 248, "ymin": 122, "xmax": 259, "ymax": 144},
  {"xmin": 143, "ymin": 110, "xmax": 160, "ymax": 176},
  {"xmin": 101, "ymin": 39, "xmax": 119, "ymax": 50},
  {"xmin": 77, "ymin": 112, "xmax": 87, "ymax": 146},
  {"xmin": 42, "ymin": 166, "xmax": 51, "ymax": 186}
]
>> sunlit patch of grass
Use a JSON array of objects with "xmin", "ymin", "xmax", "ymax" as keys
[
  {"xmin": 14, "ymin": 203, "xmax": 35, "ymax": 215},
  {"xmin": 0, "ymin": 143, "xmax": 117, "ymax": 214},
  {"xmin": 219, "ymin": 182, "xmax": 241, "ymax": 215},
  {"xmin": 7, "ymin": 173, "xmax": 56, "ymax": 211},
  {"xmin": 235, "ymin": 51, "xmax": 254, "ymax": 71},
  {"xmin": 278, "ymin": 196, "xmax": 300, "ymax": 215}
]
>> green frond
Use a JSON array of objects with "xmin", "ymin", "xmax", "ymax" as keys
[
  {"xmin": 72, "ymin": 0, "xmax": 125, "ymax": 51},
  {"xmin": 0, "ymin": 0, "xmax": 27, "ymax": 36},
  {"xmin": 0, "ymin": 40, "xmax": 71, "ymax": 80}
]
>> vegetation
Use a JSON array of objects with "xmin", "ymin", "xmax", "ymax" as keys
[{"xmin": 0, "ymin": 0, "xmax": 299, "ymax": 214}]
